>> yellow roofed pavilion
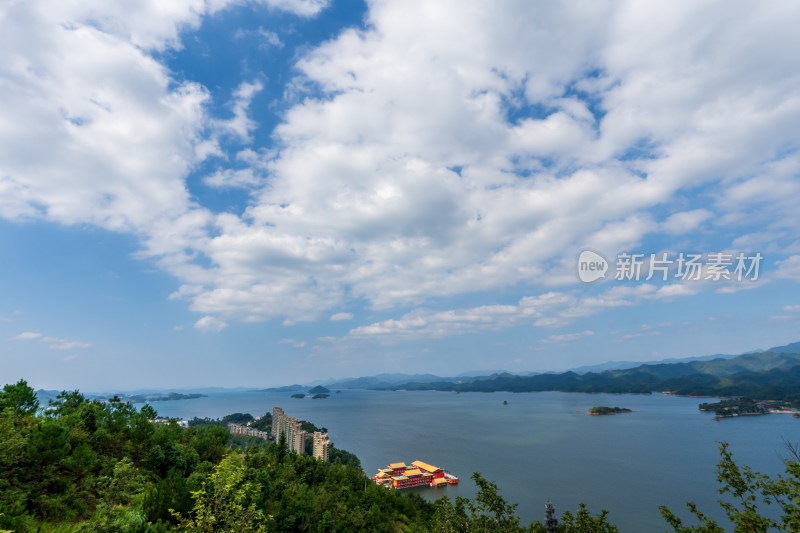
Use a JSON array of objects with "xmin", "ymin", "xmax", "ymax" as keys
[{"xmin": 412, "ymin": 460, "xmax": 442, "ymax": 473}]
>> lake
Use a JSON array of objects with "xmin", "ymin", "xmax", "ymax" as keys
[{"xmin": 151, "ymin": 389, "xmax": 800, "ymax": 531}]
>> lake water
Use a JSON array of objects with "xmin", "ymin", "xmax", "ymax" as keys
[{"xmin": 152, "ymin": 390, "xmax": 800, "ymax": 531}]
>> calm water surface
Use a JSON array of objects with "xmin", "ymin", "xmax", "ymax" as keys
[{"xmin": 152, "ymin": 390, "xmax": 800, "ymax": 531}]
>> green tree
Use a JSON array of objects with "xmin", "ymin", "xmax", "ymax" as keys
[
  {"xmin": 174, "ymin": 453, "xmax": 271, "ymax": 532},
  {"xmin": 143, "ymin": 468, "xmax": 193, "ymax": 523},
  {"xmin": 660, "ymin": 441, "xmax": 800, "ymax": 532},
  {"xmin": 26, "ymin": 419, "xmax": 71, "ymax": 464},
  {"xmin": 560, "ymin": 504, "xmax": 619, "ymax": 532},
  {"xmin": 432, "ymin": 473, "xmax": 522, "ymax": 532},
  {"xmin": 0, "ymin": 379, "xmax": 39, "ymax": 415}
]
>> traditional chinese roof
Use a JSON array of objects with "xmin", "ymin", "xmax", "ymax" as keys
[{"xmin": 412, "ymin": 460, "xmax": 442, "ymax": 473}]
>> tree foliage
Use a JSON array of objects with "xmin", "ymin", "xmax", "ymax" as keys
[
  {"xmin": 0, "ymin": 380, "xmax": 39, "ymax": 415},
  {"xmin": 661, "ymin": 441, "xmax": 800, "ymax": 532},
  {"xmin": 8, "ymin": 378, "xmax": 800, "ymax": 532}
]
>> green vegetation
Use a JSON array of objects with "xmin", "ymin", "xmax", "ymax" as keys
[
  {"xmin": 290, "ymin": 393, "xmax": 305, "ymax": 399},
  {"xmin": 312, "ymin": 393, "xmax": 330, "ymax": 399},
  {"xmin": 6, "ymin": 377, "xmax": 800, "ymax": 531},
  {"xmin": 0, "ymin": 379, "xmax": 429, "ymax": 532},
  {"xmin": 307, "ymin": 386, "xmax": 330, "ymax": 394},
  {"xmin": 430, "ymin": 473, "xmax": 619, "ymax": 532},
  {"xmin": 221, "ymin": 412, "xmax": 255, "ymax": 425},
  {"xmin": 378, "ymin": 351, "xmax": 800, "ymax": 400},
  {"xmin": 699, "ymin": 399, "xmax": 796, "ymax": 418},
  {"xmin": 123, "ymin": 393, "xmax": 207, "ymax": 404},
  {"xmin": 660, "ymin": 442, "xmax": 800, "ymax": 532},
  {"xmin": 587, "ymin": 406, "xmax": 632, "ymax": 415},
  {"xmin": 249, "ymin": 412, "xmax": 272, "ymax": 432}
]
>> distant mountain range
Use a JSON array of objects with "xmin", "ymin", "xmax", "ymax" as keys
[
  {"xmin": 32, "ymin": 341, "xmax": 800, "ymax": 401},
  {"xmin": 318, "ymin": 341, "xmax": 800, "ymax": 400}
]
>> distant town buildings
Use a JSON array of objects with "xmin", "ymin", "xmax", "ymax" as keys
[
  {"xmin": 272, "ymin": 406, "xmax": 330, "ymax": 460},
  {"xmin": 150, "ymin": 417, "xmax": 189, "ymax": 428},
  {"xmin": 227, "ymin": 422, "xmax": 269, "ymax": 440}
]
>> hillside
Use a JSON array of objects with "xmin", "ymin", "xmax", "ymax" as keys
[{"xmin": 376, "ymin": 347, "xmax": 800, "ymax": 400}]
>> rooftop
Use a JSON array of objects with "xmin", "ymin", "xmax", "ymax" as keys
[{"xmin": 411, "ymin": 460, "xmax": 442, "ymax": 473}]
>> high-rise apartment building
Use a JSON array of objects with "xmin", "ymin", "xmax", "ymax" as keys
[
  {"xmin": 313, "ymin": 431, "xmax": 330, "ymax": 461},
  {"xmin": 272, "ymin": 406, "xmax": 315, "ymax": 456}
]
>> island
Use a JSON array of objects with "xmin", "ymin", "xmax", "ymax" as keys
[
  {"xmin": 312, "ymin": 393, "xmax": 330, "ymax": 399},
  {"xmin": 291, "ymin": 393, "xmax": 306, "ymax": 399},
  {"xmin": 699, "ymin": 398, "xmax": 796, "ymax": 419},
  {"xmin": 588, "ymin": 406, "xmax": 632, "ymax": 415},
  {"xmin": 308, "ymin": 385, "xmax": 331, "ymax": 394},
  {"xmin": 125, "ymin": 392, "xmax": 207, "ymax": 403}
]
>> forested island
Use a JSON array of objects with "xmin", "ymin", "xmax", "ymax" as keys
[
  {"xmin": 117, "ymin": 392, "xmax": 207, "ymax": 404},
  {"xmin": 588, "ymin": 406, "xmax": 632, "ymax": 415}
]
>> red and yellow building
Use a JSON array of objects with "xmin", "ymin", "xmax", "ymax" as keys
[{"xmin": 374, "ymin": 460, "xmax": 457, "ymax": 489}]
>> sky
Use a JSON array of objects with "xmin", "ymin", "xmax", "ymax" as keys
[{"xmin": 1, "ymin": 0, "xmax": 800, "ymax": 391}]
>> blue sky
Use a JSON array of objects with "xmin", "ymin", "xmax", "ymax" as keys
[{"xmin": 2, "ymin": 0, "xmax": 800, "ymax": 391}]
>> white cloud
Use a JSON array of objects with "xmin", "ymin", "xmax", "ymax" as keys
[
  {"xmin": 214, "ymin": 80, "xmax": 264, "ymax": 143},
  {"xmin": 194, "ymin": 315, "xmax": 228, "ymax": 332},
  {"xmin": 349, "ymin": 304, "xmax": 520, "ymax": 339},
  {"xmin": 49, "ymin": 341, "xmax": 91, "ymax": 350},
  {"xmin": 14, "ymin": 332, "xmax": 42, "ymax": 340},
  {"xmin": 346, "ymin": 283, "xmax": 693, "ymax": 340},
  {"xmin": 2, "ymin": 1, "xmax": 799, "ymax": 327},
  {"xmin": 783, "ymin": 305, "xmax": 800, "ymax": 313},
  {"xmin": 252, "ymin": 0, "xmax": 330, "ymax": 17},
  {"xmin": 542, "ymin": 330, "xmax": 595, "ymax": 344},
  {"xmin": 330, "ymin": 312, "xmax": 354, "ymax": 321},
  {"xmin": 14, "ymin": 331, "xmax": 90, "ymax": 349},
  {"xmin": 234, "ymin": 27, "xmax": 284, "ymax": 48},
  {"xmin": 279, "ymin": 338, "xmax": 307, "ymax": 348},
  {"xmin": 661, "ymin": 209, "xmax": 712, "ymax": 235},
  {"xmin": 775, "ymin": 256, "xmax": 800, "ymax": 281}
]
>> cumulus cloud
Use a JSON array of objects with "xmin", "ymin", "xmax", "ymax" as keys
[
  {"xmin": 346, "ymin": 283, "xmax": 694, "ymax": 340},
  {"xmin": 330, "ymin": 312, "xmax": 354, "ymax": 321},
  {"xmin": 775, "ymin": 256, "xmax": 800, "ymax": 281},
  {"xmin": 213, "ymin": 81, "xmax": 264, "ymax": 143},
  {"xmin": 2, "ymin": 0, "xmax": 799, "ymax": 329},
  {"xmin": 661, "ymin": 209, "xmax": 712, "ymax": 235},
  {"xmin": 194, "ymin": 315, "xmax": 229, "ymax": 332}
]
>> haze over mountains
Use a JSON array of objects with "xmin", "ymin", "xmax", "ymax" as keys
[
  {"xmin": 35, "ymin": 341, "xmax": 800, "ymax": 401},
  {"xmin": 318, "ymin": 341, "xmax": 800, "ymax": 398}
]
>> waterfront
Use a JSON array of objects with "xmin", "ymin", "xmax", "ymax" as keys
[{"xmin": 152, "ymin": 389, "xmax": 799, "ymax": 531}]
